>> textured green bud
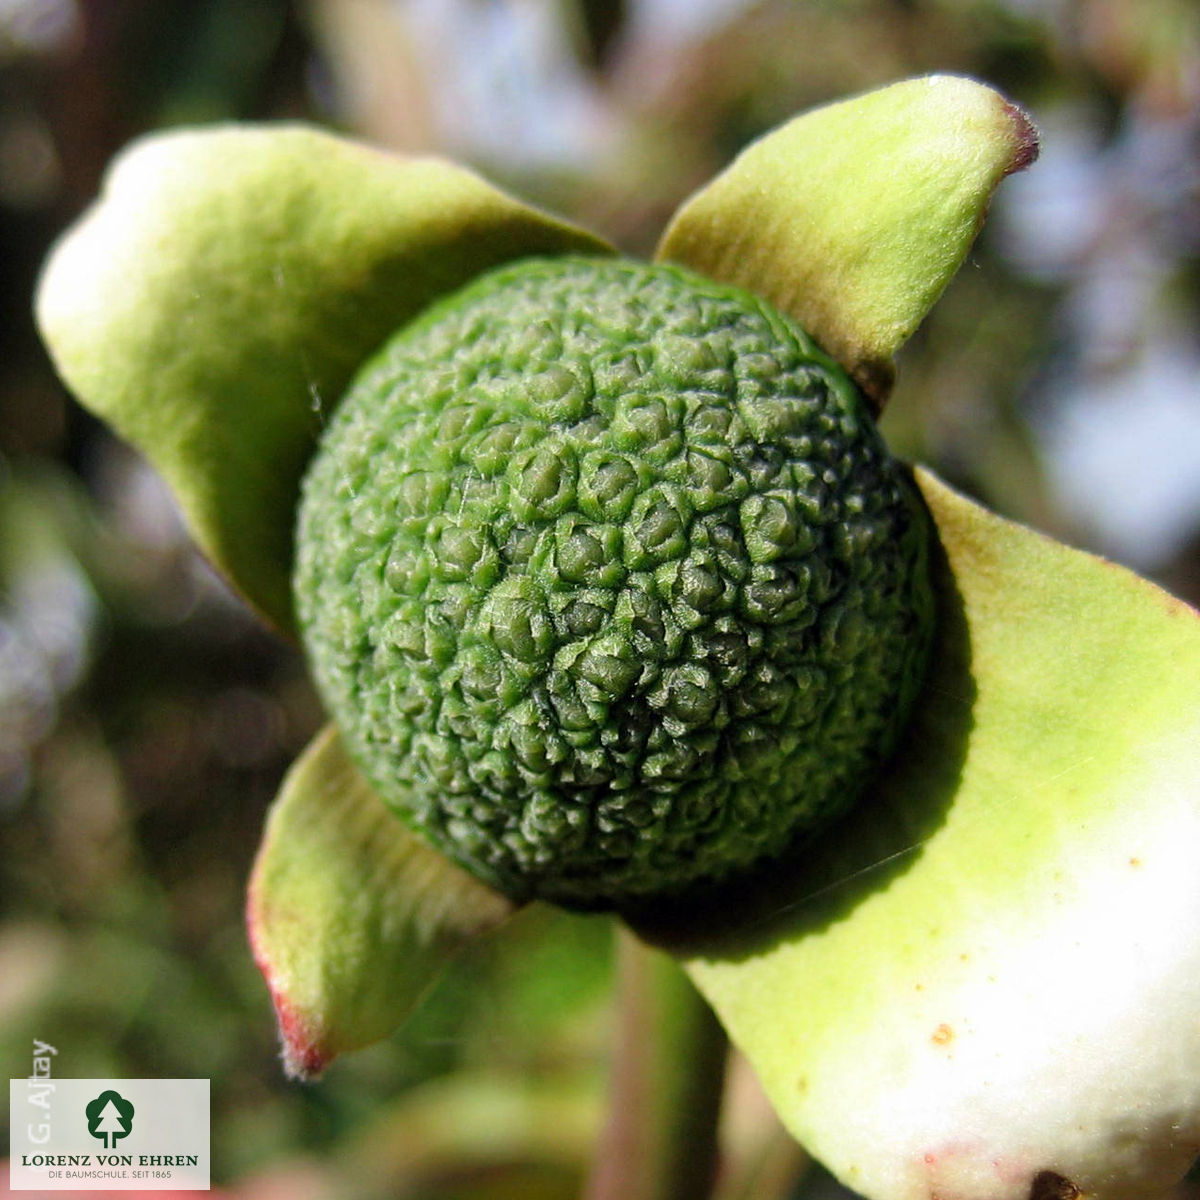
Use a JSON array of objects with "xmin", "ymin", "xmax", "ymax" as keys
[{"xmin": 295, "ymin": 257, "xmax": 933, "ymax": 907}]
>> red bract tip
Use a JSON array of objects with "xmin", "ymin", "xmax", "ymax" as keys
[
  {"xmin": 269, "ymin": 988, "xmax": 332, "ymax": 1082},
  {"xmin": 1002, "ymin": 100, "xmax": 1041, "ymax": 174}
]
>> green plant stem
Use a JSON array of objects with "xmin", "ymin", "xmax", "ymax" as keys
[
  {"xmin": 583, "ymin": 924, "xmax": 729, "ymax": 1200},
  {"xmin": 714, "ymin": 1120, "xmax": 810, "ymax": 1200}
]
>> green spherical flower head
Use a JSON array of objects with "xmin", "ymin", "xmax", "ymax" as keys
[{"xmin": 295, "ymin": 257, "xmax": 933, "ymax": 908}]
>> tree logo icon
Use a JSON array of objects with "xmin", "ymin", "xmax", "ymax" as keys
[{"xmin": 85, "ymin": 1090, "xmax": 135, "ymax": 1149}]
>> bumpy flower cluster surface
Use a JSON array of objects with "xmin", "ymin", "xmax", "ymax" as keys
[{"xmin": 295, "ymin": 257, "xmax": 933, "ymax": 906}]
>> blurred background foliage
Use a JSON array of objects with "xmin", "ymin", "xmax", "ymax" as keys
[{"xmin": 0, "ymin": 2, "xmax": 1197, "ymax": 1198}]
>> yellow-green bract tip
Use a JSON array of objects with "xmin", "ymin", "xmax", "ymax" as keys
[
  {"xmin": 247, "ymin": 725, "xmax": 514, "ymax": 1080},
  {"xmin": 657, "ymin": 75, "xmax": 1039, "ymax": 406}
]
